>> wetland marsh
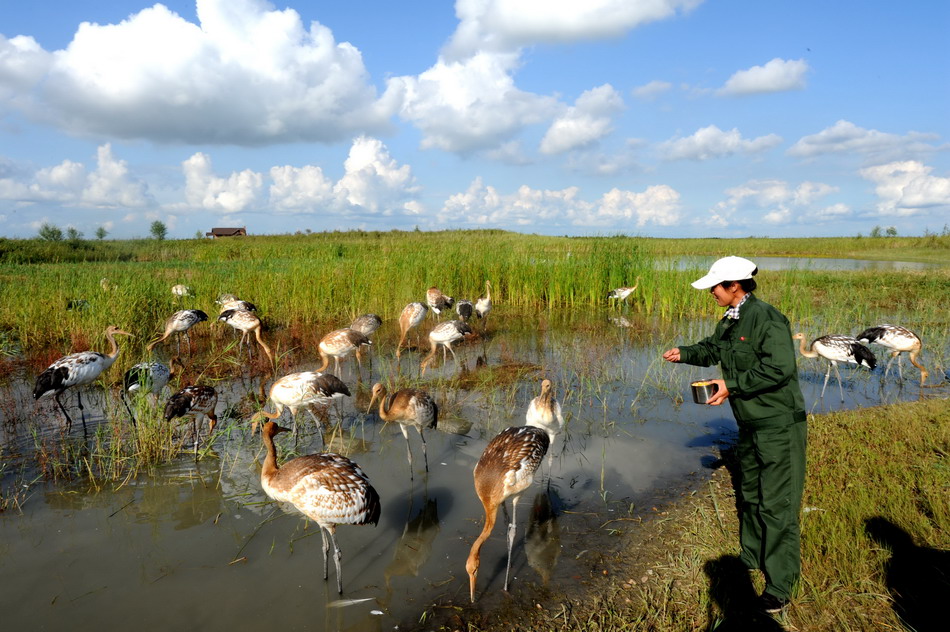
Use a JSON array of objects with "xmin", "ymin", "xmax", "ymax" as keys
[{"xmin": 1, "ymin": 232, "xmax": 948, "ymax": 630}]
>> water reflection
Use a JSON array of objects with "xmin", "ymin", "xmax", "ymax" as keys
[
  {"xmin": 383, "ymin": 495, "xmax": 441, "ymax": 602},
  {"xmin": 524, "ymin": 489, "xmax": 561, "ymax": 586}
]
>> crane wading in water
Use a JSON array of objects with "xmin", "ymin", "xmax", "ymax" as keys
[
  {"xmin": 367, "ymin": 383, "xmax": 438, "ymax": 479},
  {"xmin": 857, "ymin": 324, "xmax": 929, "ymax": 386},
  {"xmin": 793, "ymin": 333, "xmax": 877, "ymax": 401},
  {"xmin": 33, "ymin": 325, "xmax": 133, "ymax": 434},
  {"xmin": 258, "ymin": 421, "xmax": 381, "ymax": 594}
]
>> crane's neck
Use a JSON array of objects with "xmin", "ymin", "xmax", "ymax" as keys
[
  {"xmin": 466, "ymin": 500, "xmax": 499, "ymax": 601},
  {"xmin": 485, "ymin": 281, "xmax": 491, "ymax": 300},
  {"xmin": 105, "ymin": 329, "xmax": 123, "ymax": 359},
  {"xmin": 796, "ymin": 336, "xmax": 818, "ymax": 358},
  {"xmin": 261, "ymin": 432, "xmax": 280, "ymax": 483}
]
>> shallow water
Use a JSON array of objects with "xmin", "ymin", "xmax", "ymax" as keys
[{"xmin": 1, "ymin": 310, "xmax": 945, "ymax": 630}]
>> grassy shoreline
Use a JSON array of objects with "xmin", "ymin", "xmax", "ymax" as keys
[{"xmin": 444, "ymin": 396, "xmax": 950, "ymax": 631}]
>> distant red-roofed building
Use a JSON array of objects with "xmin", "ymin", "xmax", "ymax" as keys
[{"xmin": 206, "ymin": 227, "xmax": 247, "ymax": 238}]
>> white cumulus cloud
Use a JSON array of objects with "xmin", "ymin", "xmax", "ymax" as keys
[
  {"xmin": 444, "ymin": 0, "xmax": 703, "ymax": 58},
  {"xmin": 632, "ymin": 80, "xmax": 673, "ymax": 101},
  {"xmin": 539, "ymin": 84, "xmax": 624, "ymax": 155},
  {"xmin": 711, "ymin": 179, "xmax": 842, "ymax": 226},
  {"xmin": 658, "ymin": 125, "xmax": 782, "ymax": 161},
  {"xmin": 4, "ymin": 0, "xmax": 397, "ymax": 144},
  {"xmin": 439, "ymin": 177, "xmax": 681, "ymax": 228},
  {"xmin": 391, "ymin": 51, "xmax": 558, "ymax": 153},
  {"xmin": 718, "ymin": 58, "xmax": 809, "ymax": 96},
  {"xmin": 788, "ymin": 120, "xmax": 941, "ymax": 160},
  {"xmin": 183, "ymin": 152, "xmax": 263, "ymax": 213},
  {"xmin": 859, "ymin": 161, "xmax": 950, "ymax": 216}
]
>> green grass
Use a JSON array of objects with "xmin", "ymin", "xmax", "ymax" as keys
[{"xmin": 450, "ymin": 397, "xmax": 950, "ymax": 631}]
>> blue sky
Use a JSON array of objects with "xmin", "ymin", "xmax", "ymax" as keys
[{"xmin": 1, "ymin": 0, "xmax": 948, "ymax": 239}]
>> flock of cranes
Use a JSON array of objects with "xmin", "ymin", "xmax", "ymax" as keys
[
  {"xmin": 28, "ymin": 274, "xmax": 934, "ymax": 602},
  {"xmin": 32, "ymin": 279, "xmax": 567, "ymax": 600}
]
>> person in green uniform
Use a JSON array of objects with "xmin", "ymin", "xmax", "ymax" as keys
[{"xmin": 662, "ymin": 256, "xmax": 806, "ymax": 614}]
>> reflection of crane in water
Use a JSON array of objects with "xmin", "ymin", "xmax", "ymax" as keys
[
  {"xmin": 33, "ymin": 325, "xmax": 133, "ymax": 434},
  {"xmin": 259, "ymin": 421, "xmax": 381, "ymax": 594},
  {"xmin": 525, "ymin": 491, "xmax": 560, "ymax": 586},
  {"xmin": 368, "ymin": 383, "xmax": 438, "ymax": 479},
  {"xmin": 793, "ymin": 333, "xmax": 876, "ymax": 401},
  {"xmin": 383, "ymin": 497, "xmax": 441, "ymax": 603},
  {"xmin": 857, "ymin": 324, "xmax": 929, "ymax": 385},
  {"xmin": 465, "ymin": 379, "xmax": 561, "ymax": 602}
]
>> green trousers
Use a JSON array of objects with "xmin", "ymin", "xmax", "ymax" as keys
[{"xmin": 736, "ymin": 419, "xmax": 807, "ymax": 600}]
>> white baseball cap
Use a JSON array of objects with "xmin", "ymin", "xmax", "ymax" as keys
[{"xmin": 691, "ymin": 256, "xmax": 758, "ymax": 289}]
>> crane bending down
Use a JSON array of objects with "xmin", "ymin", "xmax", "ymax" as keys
[
  {"xmin": 420, "ymin": 320, "xmax": 473, "ymax": 376},
  {"xmin": 607, "ymin": 276, "xmax": 641, "ymax": 304},
  {"xmin": 147, "ymin": 309, "xmax": 208, "ymax": 355},
  {"xmin": 259, "ymin": 421, "xmax": 381, "ymax": 594},
  {"xmin": 426, "ymin": 287, "xmax": 454, "ymax": 319},
  {"xmin": 350, "ymin": 314, "xmax": 383, "ymax": 337},
  {"xmin": 475, "ymin": 281, "xmax": 492, "ymax": 330},
  {"xmin": 367, "ymin": 383, "xmax": 438, "ymax": 479},
  {"xmin": 33, "ymin": 325, "xmax": 132, "ymax": 434},
  {"xmin": 455, "ymin": 299, "xmax": 475, "ymax": 322},
  {"xmin": 466, "ymin": 379, "xmax": 562, "ymax": 601},
  {"xmin": 122, "ymin": 356, "xmax": 183, "ymax": 426},
  {"xmin": 857, "ymin": 324, "xmax": 929, "ymax": 385},
  {"xmin": 218, "ymin": 309, "xmax": 274, "ymax": 364},
  {"xmin": 251, "ymin": 371, "xmax": 351, "ymax": 443},
  {"xmin": 318, "ymin": 328, "xmax": 372, "ymax": 377},
  {"xmin": 793, "ymin": 333, "xmax": 877, "ymax": 401},
  {"xmin": 164, "ymin": 385, "xmax": 218, "ymax": 459},
  {"xmin": 396, "ymin": 302, "xmax": 428, "ymax": 358}
]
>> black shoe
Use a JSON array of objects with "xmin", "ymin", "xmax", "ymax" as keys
[{"xmin": 757, "ymin": 592, "xmax": 789, "ymax": 613}]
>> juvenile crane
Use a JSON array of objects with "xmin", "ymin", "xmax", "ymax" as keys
[
  {"xmin": 350, "ymin": 314, "xmax": 383, "ymax": 337},
  {"xmin": 251, "ymin": 371, "xmax": 351, "ymax": 441},
  {"xmin": 857, "ymin": 324, "xmax": 929, "ymax": 385},
  {"xmin": 318, "ymin": 328, "xmax": 372, "ymax": 377},
  {"xmin": 218, "ymin": 309, "xmax": 274, "ymax": 364},
  {"xmin": 396, "ymin": 302, "xmax": 428, "ymax": 358},
  {"xmin": 465, "ymin": 380, "xmax": 561, "ymax": 602},
  {"xmin": 420, "ymin": 320, "xmax": 473, "ymax": 376},
  {"xmin": 164, "ymin": 385, "xmax": 218, "ymax": 458},
  {"xmin": 455, "ymin": 299, "xmax": 475, "ymax": 322},
  {"xmin": 122, "ymin": 356, "xmax": 183, "ymax": 425},
  {"xmin": 793, "ymin": 333, "xmax": 877, "ymax": 401},
  {"xmin": 171, "ymin": 284, "xmax": 194, "ymax": 300},
  {"xmin": 607, "ymin": 276, "xmax": 641, "ymax": 304},
  {"xmin": 475, "ymin": 280, "xmax": 492, "ymax": 329},
  {"xmin": 33, "ymin": 325, "xmax": 132, "ymax": 434},
  {"xmin": 146, "ymin": 309, "xmax": 208, "ymax": 355},
  {"xmin": 367, "ymin": 383, "xmax": 438, "ymax": 479},
  {"xmin": 426, "ymin": 286, "xmax": 454, "ymax": 318},
  {"xmin": 259, "ymin": 421, "xmax": 381, "ymax": 594},
  {"xmin": 526, "ymin": 379, "xmax": 565, "ymax": 467}
]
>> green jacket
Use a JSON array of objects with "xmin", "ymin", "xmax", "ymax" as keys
[{"xmin": 678, "ymin": 294, "xmax": 806, "ymax": 429}]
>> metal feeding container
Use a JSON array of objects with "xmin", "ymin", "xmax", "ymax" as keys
[{"xmin": 691, "ymin": 380, "xmax": 719, "ymax": 404}]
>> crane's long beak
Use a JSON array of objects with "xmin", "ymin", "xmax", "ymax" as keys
[
  {"xmin": 366, "ymin": 394, "xmax": 377, "ymax": 414},
  {"xmin": 469, "ymin": 572, "xmax": 477, "ymax": 603}
]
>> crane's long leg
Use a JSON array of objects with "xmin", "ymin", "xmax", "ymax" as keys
[
  {"xmin": 400, "ymin": 424, "xmax": 414, "ymax": 480},
  {"xmin": 193, "ymin": 417, "xmax": 199, "ymax": 460},
  {"xmin": 320, "ymin": 527, "xmax": 330, "ymax": 582},
  {"xmin": 820, "ymin": 363, "xmax": 833, "ymax": 399},
  {"xmin": 417, "ymin": 426, "xmax": 429, "ymax": 473},
  {"xmin": 306, "ymin": 408, "xmax": 326, "ymax": 450},
  {"xmin": 54, "ymin": 389, "xmax": 75, "ymax": 433},
  {"xmin": 833, "ymin": 363, "xmax": 845, "ymax": 402},
  {"xmin": 504, "ymin": 495, "xmax": 521, "ymax": 591},
  {"xmin": 76, "ymin": 390, "xmax": 88, "ymax": 435},
  {"xmin": 447, "ymin": 344, "xmax": 458, "ymax": 364},
  {"xmin": 328, "ymin": 528, "xmax": 344, "ymax": 594},
  {"xmin": 895, "ymin": 352, "xmax": 904, "ymax": 381},
  {"xmin": 121, "ymin": 392, "xmax": 138, "ymax": 427}
]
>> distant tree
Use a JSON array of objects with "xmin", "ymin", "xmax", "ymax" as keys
[
  {"xmin": 95, "ymin": 226, "xmax": 108, "ymax": 240},
  {"xmin": 150, "ymin": 220, "xmax": 168, "ymax": 241},
  {"xmin": 66, "ymin": 227, "xmax": 84, "ymax": 245},
  {"xmin": 194, "ymin": 230, "xmax": 203, "ymax": 239},
  {"xmin": 38, "ymin": 223, "xmax": 64, "ymax": 241},
  {"xmin": 870, "ymin": 225, "xmax": 883, "ymax": 238},
  {"xmin": 885, "ymin": 226, "xmax": 898, "ymax": 237}
]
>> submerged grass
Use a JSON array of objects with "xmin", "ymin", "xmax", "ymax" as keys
[{"xmin": 447, "ymin": 397, "xmax": 950, "ymax": 632}]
